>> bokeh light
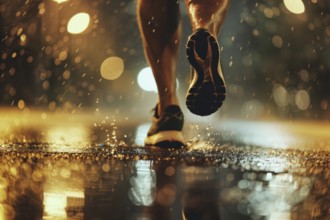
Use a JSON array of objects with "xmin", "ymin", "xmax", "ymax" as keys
[
  {"xmin": 137, "ymin": 67, "xmax": 157, "ymax": 92},
  {"xmin": 17, "ymin": 100, "xmax": 25, "ymax": 110},
  {"xmin": 272, "ymin": 35, "xmax": 283, "ymax": 48},
  {"xmin": 283, "ymin": 0, "xmax": 305, "ymax": 14},
  {"xmin": 100, "ymin": 56, "xmax": 124, "ymax": 80},
  {"xmin": 295, "ymin": 90, "xmax": 310, "ymax": 110},
  {"xmin": 137, "ymin": 67, "xmax": 179, "ymax": 93},
  {"xmin": 272, "ymin": 84, "xmax": 289, "ymax": 107},
  {"xmin": 67, "ymin": 13, "xmax": 90, "ymax": 34}
]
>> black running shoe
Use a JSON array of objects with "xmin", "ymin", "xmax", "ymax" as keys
[
  {"xmin": 186, "ymin": 28, "xmax": 226, "ymax": 116},
  {"xmin": 145, "ymin": 105, "xmax": 185, "ymax": 148}
]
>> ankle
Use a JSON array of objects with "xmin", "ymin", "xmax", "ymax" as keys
[{"xmin": 158, "ymin": 97, "xmax": 180, "ymax": 115}]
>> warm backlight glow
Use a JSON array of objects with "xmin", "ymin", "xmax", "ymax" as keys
[
  {"xmin": 283, "ymin": 0, "xmax": 305, "ymax": 14},
  {"xmin": 46, "ymin": 126, "xmax": 89, "ymax": 151},
  {"xmin": 53, "ymin": 0, "xmax": 69, "ymax": 3},
  {"xmin": 100, "ymin": 56, "xmax": 124, "ymax": 80},
  {"xmin": 67, "ymin": 13, "xmax": 90, "ymax": 34}
]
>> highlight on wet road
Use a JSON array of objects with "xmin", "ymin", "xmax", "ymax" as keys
[{"xmin": 0, "ymin": 110, "xmax": 329, "ymax": 220}]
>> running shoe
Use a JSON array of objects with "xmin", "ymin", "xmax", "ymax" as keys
[
  {"xmin": 186, "ymin": 28, "xmax": 226, "ymax": 116},
  {"xmin": 145, "ymin": 105, "xmax": 185, "ymax": 148}
]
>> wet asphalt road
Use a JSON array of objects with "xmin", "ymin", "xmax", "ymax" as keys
[{"xmin": 0, "ymin": 109, "xmax": 329, "ymax": 220}]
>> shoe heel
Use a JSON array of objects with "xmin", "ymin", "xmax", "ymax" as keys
[{"xmin": 186, "ymin": 81, "xmax": 224, "ymax": 116}]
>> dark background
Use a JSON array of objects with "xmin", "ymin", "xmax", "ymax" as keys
[{"xmin": 0, "ymin": 0, "xmax": 329, "ymax": 120}]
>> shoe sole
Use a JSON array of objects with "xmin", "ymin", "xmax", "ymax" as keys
[
  {"xmin": 186, "ymin": 29, "xmax": 226, "ymax": 116},
  {"xmin": 144, "ymin": 131, "xmax": 184, "ymax": 149}
]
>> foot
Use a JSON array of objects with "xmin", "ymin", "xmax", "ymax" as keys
[
  {"xmin": 186, "ymin": 28, "xmax": 226, "ymax": 116},
  {"xmin": 145, "ymin": 105, "xmax": 185, "ymax": 148}
]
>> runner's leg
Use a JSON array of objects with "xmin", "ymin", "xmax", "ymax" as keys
[{"xmin": 137, "ymin": 0, "xmax": 182, "ymax": 115}]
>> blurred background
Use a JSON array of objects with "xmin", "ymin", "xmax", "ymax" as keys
[{"xmin": 0, "ymin": 0, "xmax": 330, "ymax": 121}]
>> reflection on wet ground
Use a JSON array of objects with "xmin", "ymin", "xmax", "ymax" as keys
[{"xmin": 0, "ymin": 109, "xmax": 329, "ymax": 220}]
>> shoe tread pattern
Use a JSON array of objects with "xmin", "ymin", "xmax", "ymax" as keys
[{"xmin": 186, "ymin": 29, "xmax": 226, "ymax": 116}]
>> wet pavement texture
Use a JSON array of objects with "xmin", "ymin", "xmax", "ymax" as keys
[{"xmin": 0, "ymin": 110, "xmax": 329, "ymax": 220}]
